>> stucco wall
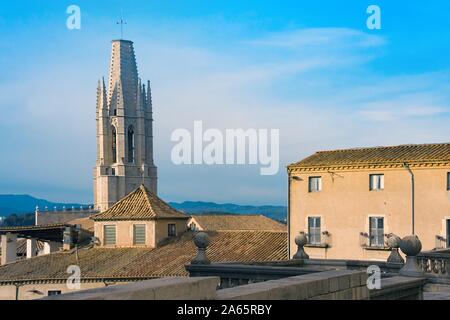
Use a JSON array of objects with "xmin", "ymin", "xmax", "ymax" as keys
[
  {"xmin": 94, "ymin": 220, "xmax": 156, "ymax": 247},
  {"xmin": 94, "ymin": 219, "xmax": 187, "ymax": 248},
  {"xmin": 155, "ymin": 219, "xmax": 188, "ymax": 245},
  {"xmin": 289, "ymin": 166, "xmax": 450, "ymax": 260}
]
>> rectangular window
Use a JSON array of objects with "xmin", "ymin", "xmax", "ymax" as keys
[
  {"xmin": 308, "ymin": 177, "xmax": 322, "ymax": 192},
  {"xmin": 370, "ymin": 174, "xmax": 384, "ymax": 191},
  {"xmin": 168, "ymin": 224, "xmax": 176, "ymax": 237},
  {"xmin": 308, "ymin": 217, "xmax": 321, "ymax": 245},
  {"xmin": 47, "ymin": 290, "xmax": 61, "ymax": 296},
  {"xmin": 447, "ymin": 173, "xmax": 450, "ymax": 191},
  {"xmin": 447, "ymin": 220, "xmax": 450, "ymax": 248},
  {"xmin": 133, "ymin": 224, "xmax": 146, "ymax": 245},
  {"xmin": 369, "ymin": 217, "xmax": 384, "ymax": 247},
  {"xmin": 104, "ymin": 225, "xmax": 116, "ymax": 246}
]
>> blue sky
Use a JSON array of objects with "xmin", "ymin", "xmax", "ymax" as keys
[{"xmin": 0, "ymin": 1, "xmax": 449, "ymax": 205}]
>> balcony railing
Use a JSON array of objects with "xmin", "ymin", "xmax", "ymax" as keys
[{"xmin": 418, "ymin": 249, "xmax": 450, "ymax": 280}]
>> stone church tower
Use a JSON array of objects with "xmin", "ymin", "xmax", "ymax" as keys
[{"xmin": 94, "ymin": 39, "xmax": 157, "ymax": 211}]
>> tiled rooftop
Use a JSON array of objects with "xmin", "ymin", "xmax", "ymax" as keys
[
  {"xmin": 289, "ymin": 143, "xmax": 450, "ymax": 169},
  {"xmin": 189, "ymin": 215, "xmax": 286, "ymax": 232},
  {"xmin": 67, "ymin": 217, "xmax": 94, "ymax": 232},
  {"xmin": 0, "ymin": 230, "xmax": 287, "ymax": 283},
  {"xmin": 91, "ymin": 185, "xmax": 188, "ymax": 221}
]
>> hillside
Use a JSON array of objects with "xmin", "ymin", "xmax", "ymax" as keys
[
  {"xmin": 0, "ymin": 195, "xmax": 84, "ymax": 216},
  {"xmin": 0, "ymin": 195, "xmax": 287, "ymax": 224},
  {"xmin": 170, "ymin": 201, "xmax": 287, "ymax": 222}
]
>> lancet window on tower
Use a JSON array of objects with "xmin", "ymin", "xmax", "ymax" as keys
[
  {"xmin": 112, "ymin": 126, "xmax": 117, "ymax": 163},
  {"xmin": 128, "ymin": 126, "xmax": 135, "ymax": 163}
]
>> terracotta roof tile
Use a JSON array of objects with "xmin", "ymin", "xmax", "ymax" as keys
[
  {"xmin": 189, "ymin": 215, "xmax": 286, "ymax": 231},
  {"xmin": 91, "ymin": 185, "xmax": 188, "ymax": 221},
  {"xmin": 289, "ymin": 143, "xmax": 450, "ymax": 169},
  {"xmin": 0, "ymin": 231, "xmax": 287, "ymax": 282},
  {"xmin": 67, "ymin": 217, "xmax": 95, "ymax": 232}
]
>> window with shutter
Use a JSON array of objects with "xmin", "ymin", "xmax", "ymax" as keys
[
  {"xmin": 447, "ymin": 220, "xmax": 450, "ymax": 248},
  {"xmin": 370, "ymin": 174, "xmax": 384, "ymax": 191},
  {"xmin": 369, "ymin": 217, "xmax": 384, "ymax": 247},
  {"xmin": 447, "ymin": 173, "xmax": 450, "ymax": 191},
  {"xmin": 133, "ymin": 224, "xmax": 146, "ymax": 245},
  {"xmin": 308, "ymin": 217, "xmax": 321, "ymax": 245},
  {"xmin": 104, "ymin": 225, "xmax": 116, "ymax": 245},
  {"xmin": 308, "ymin": 177, "xmax": 322, "ymax": 192}
]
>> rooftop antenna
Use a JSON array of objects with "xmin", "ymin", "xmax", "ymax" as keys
[{"xmin": 116, "ymin": 8, "xmax": 127, "ymax": 39}]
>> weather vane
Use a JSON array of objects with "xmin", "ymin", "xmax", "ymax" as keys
[{"xmin": 116, "ymin": 10, "xmax": 127, "ymax": 39}]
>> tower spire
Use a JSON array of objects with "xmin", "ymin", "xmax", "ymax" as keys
[{"xmin": 107, "ymin": 40, "xmax": 138, "ymax": 109}]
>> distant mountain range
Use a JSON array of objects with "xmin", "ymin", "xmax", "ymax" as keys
[
  {"xmin": 170, "ymin": 201, "xmax": 287, "ymax": 222},
  {"xmin": 0, "ymin": 195, "xmax": 84, "ymax": 216},
  {"xmin": 0, "ymin": 195, "xmax": 287, "ymax": 223}
]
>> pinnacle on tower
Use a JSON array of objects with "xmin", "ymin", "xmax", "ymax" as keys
[{"xmin": 96, "ymin": 77, "xmax": 108, "ymax": 110}]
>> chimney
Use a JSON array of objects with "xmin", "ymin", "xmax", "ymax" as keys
[
  {"xmin": 1, "ymin": 233, "xmax": 18, "ymax": 265},
  {"xmin": 63, "ymin": 227, "xmax": 75, "ymax": 251}
]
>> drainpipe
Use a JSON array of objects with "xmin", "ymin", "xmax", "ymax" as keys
[
  {"xmin": 287, "ymin": 171, "xmax": 301, "ymax": 259},
  {"xmin": 403, "ymin": 163, "xmax": 415, "ymax": 235},
  {"xmin": 14, "ymin": 283, "xmax": 20, "ymax": 300}
]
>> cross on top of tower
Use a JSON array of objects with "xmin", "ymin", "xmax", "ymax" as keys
[{"xmin": 116, "ymin": 14, "xmax": 127, "ymax": 39}]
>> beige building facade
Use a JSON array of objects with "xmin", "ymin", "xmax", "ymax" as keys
[
  {"xmin": 288, "ymin": 143, "xmax": 450, "ymax": 261},
  {"xmin": 94, "ymin": 39, "xmax": 157, "ymax": 211},
  {"xmin": 91, "ymin": 185, "xmax": 189, "ymax": 248}
]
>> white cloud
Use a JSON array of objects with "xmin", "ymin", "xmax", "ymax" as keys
[{"xmin": 247, "ymin": 28, "xmax": 386, "ymax": 49}]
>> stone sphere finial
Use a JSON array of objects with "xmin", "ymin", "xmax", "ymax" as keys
[
  {"xmin": 386, "ymin": 234, "xmax": 404, "ymax": 264},
  {"xmin": 295, "ymin": 233, "xmax": 308, "ymax": 247},
  {"xmin": 400, "ymin": 235, "xmax": 422, "ymax": 257},
  {"xmin": 191, "ymin": 232, "xmax": 210, "ymax": 265},
  {"xmin": 193, "ymin": 231, "xmax": 210, "ymax": 249},
  {"xmin": 387, "ymin": 234, "xmax": 401, "ymax": 249},
  {"xmin": 293, "ymin": 232, "xmax": 309, "ymax": 260},
  {"xmin": 399, "ymin": 235, "xmax": 424, "ymax": 277}
]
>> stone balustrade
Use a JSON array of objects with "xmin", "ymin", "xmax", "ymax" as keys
[{"xmin": 418, "ymin": 251, "xmax": 450, "ymax": 278}]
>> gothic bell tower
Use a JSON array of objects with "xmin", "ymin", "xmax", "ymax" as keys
[{"xmin": 94, "ymin": 39, "xmax": 157, "ymax": 211}]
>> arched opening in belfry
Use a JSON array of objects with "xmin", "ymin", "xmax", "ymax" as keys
[
  {"xmin": 128, "ymin": 126, "xmax": 135, "ymax": 163},
  {"xmin": 111, "ymin": 126, "xmax": 117, "ymax": 163}
]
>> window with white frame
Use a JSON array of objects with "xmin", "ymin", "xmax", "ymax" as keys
[
  {"xmin": 104, "ymin": 225, "xmax": 116, "ymax": 245},
  {"xmin": 308, "ymin": 177, "xmax": 322, "ymax": 192},
  {"xmin": 308, "ymin": 217, "xmax": 321, "ymax": 245},
  {"xmin": 370, "ymin": 174, "xmax": 384, "ymax": 191},
  {"xmin": 369, "ymin": 217, "xmax": 384, "ymax": 247}
]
